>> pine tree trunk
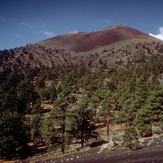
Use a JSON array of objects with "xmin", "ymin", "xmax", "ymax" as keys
[
  {"xmin": 106, "ymin": 109, "xmax": 110, "ymax": 136},
  {"xmin": 81, "ymin": 131, "xmax": 84, "ymax": 147},
  {"xmin": 61, "ymin": 107, "xmax": 66, "ymax": 154}
]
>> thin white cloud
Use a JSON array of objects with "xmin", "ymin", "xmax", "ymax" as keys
[
  {"xmin": 149, "ymin": 27, "xmax": 163, "ymax": 40},
  {"xmin": 20, "ymin": 21, "xmax": 55, "ymax": 37},
  {"xmin": 68, "ymin": 31, "xmax": 79, "ymax": 34},
  {"xmin": 38, "ymin": 20, "xmax": 50, "ymax": 28},
  {"xmin": 21, "ymin": 22, "xmax": 33, "ymax": 29},
  {"xmin": 38, "ymin": 31, "xmax": 56, "ymax": 37},
  {"xmin": 13, "ymin": 34, "xmax": 24, "ymax": 38}
]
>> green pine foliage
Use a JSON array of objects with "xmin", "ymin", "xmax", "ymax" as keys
[
  {"xmin": 0, "ymin": 50, "xmax": 163, "ymax": 159},
  {"xmin": 0, "ymin": 111, "xmax": 27, "ymax": 159},
  {"xmin": 40, "ymin": 113, "xmax": 61, "ymax": 152},
  {"xmin": 70, "ymin": 96, "xmax": 96, "ymax": 147},
  {"xmin": 0, "ymin": 69, "xmax": 42, "ymax": 159},
  {"xmin": 123, "ymin": 127, "xmax": 139, "ymax": 150}
]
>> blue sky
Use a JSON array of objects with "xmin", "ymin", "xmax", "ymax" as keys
[{"xmin": 0, "ymin": 0, "xmax": 163, "ymax": 50}]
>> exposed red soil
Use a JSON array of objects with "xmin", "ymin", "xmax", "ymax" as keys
[
  {"xmin": 39, "ymin": 25, "xmax": 148, "ymax": 53},
  {"xmin": 72, "ymin": 25, "xmax": 147, "ymax": 53}
]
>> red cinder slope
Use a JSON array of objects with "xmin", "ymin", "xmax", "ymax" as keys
[{"xmin": 38, "ymin": 25, "xmax": 148, "ymax": 53}]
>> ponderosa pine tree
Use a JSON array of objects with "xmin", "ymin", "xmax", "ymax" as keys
[
  {"xmin": 134, "ymin": 84, "xmax": 163, "ymax": 136},
  {"xmin": 0, "ymin": 70, "xmax": 28, "ymax": 159},
  {"xmin": 70, "ymin": 96, "xmax": 96, "ymax": 147},
  {"xmin": 41, "ymin": 87, "xmax": 75, "ymax": 153}
]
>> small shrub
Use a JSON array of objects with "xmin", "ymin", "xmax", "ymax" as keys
[{"xmin": 123, "ymin": 127, "xmax": 139, "ymax": 150}]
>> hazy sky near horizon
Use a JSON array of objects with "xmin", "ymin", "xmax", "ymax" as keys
[{"xmin": 0, "ymin": 0, "xmax": 163, "ymax": 50}]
